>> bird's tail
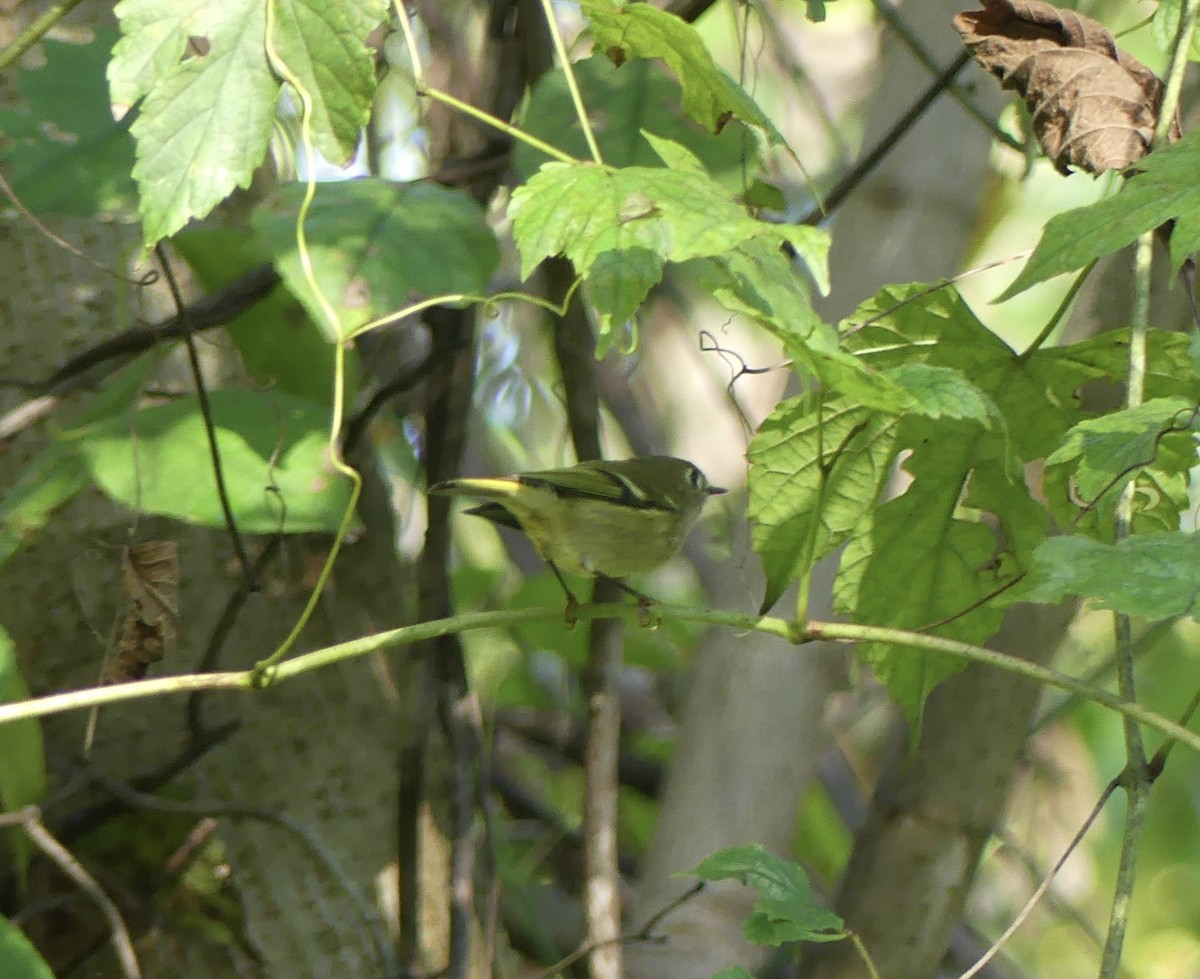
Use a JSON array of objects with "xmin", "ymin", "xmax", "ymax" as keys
[{"xmin": 428, "ymin": 476, "xmax": 520, "ymax": 500}]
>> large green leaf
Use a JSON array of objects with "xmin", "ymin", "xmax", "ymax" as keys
[
  {"xmin": 0, "ymin": 33, "xmax": 136, "ymax": 217},
  {"xmin": 830, "ymin": 285, "xmax": 1058, "ymax": 722},
  {"xmin": 581, "ymin": 0, "xmax": 788, "ymax": 147},
  {"xmin": 842, "ymin": 425, "xmax": 1039, "ymax": 725},
  {"xmin": 514, "ymin": 55, "xmax": 758, "ymax": 188},
  {"xmin": 71, "ymin": 389, "xmax": 353, "ymax": 533},
  {"xmin": 0, "ymin": 918, "xmax": 54, "ymax": 979},
  {"xmin": 254, "ymin": 178, "xmax": 500, "ymax": 339},
  {"xmin": 1002, "ymin": 129, "xmax": 1200, "ymax": 298},
  {"xmin": 121, "ymin": 0, "xmax": 384, "ymax": 245}
]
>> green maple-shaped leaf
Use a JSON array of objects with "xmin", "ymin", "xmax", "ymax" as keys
[
  {"xmin": 581, "ymin": 0, "xmax": 788, "ymax": 147},
  {"xmin": 1014, "ymin": 533, "xmax": 1200, "ymax": 619},
  {"xmin": 844, "ymin": 425, "xmax": 1041, "ymax": 726},
  {"xmin": 829, "ymin": 285, "xmax": 1059, "ymax": 722},
  {"xmin": 1001, "ymin": 128, "xmax": 1200, "ymax": 298},
  {"xmin": 253, "ymin": 178, "xmax": 500, "ymax": 339},
  {"xmin": 121, "ymin": 0, "xmax": 384, "ymax": 245}
]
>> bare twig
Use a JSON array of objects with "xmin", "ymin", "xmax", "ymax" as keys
[
  {"xmin": 153, "ymin": 245, "xmax": 250, "ymax": 575},
  {"xmin": 800, "ymin": 49, "xmax": 972, "ymax": 226},
  {"xmin": 0, "ymin": 805, "xmax": 142, "ymax": 979},
  {"xmin": 537, "ymin": 881, "xmax": 705, "ymax": 979}
]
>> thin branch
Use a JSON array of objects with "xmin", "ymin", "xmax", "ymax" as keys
[
  {"xmin": 962, "ymin": 783, "xmax": 1117, "ymax": 979},
  {"xmin": 153, "ymin": 245, "xmax": 250, "ymax": 575},
  {"xmin": 800, "ymin": 49, "xmax": 972, "ymax": 226},
  {"xmin": 4, "ymin": 611, "xmax": 1200, "ymax": 757},
  {"xmin": 0, "ymin": 806, "xmax": 142, "ymax": 979},
  {"xmin": 870, "ymin": 0, "xmax": 1023, "ymax": 152},
  {"xmin": 537, "ymin": 881, "xmax": 705, "ymax": 979},
  {"xmin": 0, "ymin": 0, "xmax": 89, "ymax": 73}
]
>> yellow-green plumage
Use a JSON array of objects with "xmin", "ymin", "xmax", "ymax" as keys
[{"xmin": 429, "ymin": 457, "xmax": 724, "ymax": 580}]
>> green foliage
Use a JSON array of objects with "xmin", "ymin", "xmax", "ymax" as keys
[
  {"xmin": 0, "ymin": 918, "xmax": 54, "ymax": 979},
  {"xmin": 1003, "ymin": 129, "xmax": 1200, "ymax": 298},
  {"xmin": 581, "ymin": 0, "xmax": 788, "ymax": 146},
  {"xmin": 1152, "ymin": 0, "xmax": 1200, "ymax": 61},
  {"xmin": 0, "ymin": 32, "xmax": 136, "ymax": 217},
  {"xmin": 1043, "ymin": 397, "xmax": 1196, "ymax": 537},
  {"xmin": 72, "ymin": 389, "xmax": 354, "ymax": 533},
  {"xmin": 114, "ymin": 0, "xmax": 385, "ymax": 245},
  {"xmin": 0, "ymin": 625, "xmax": 45, "ymax": 880},
  {"xmin": 510, "ymin": 134, "xmax": 827, "ymax": 353},
  {"xmin": 1014, "ymin": 533, "xmax": 1200, "ymax": 619},
  {"xmin": 749, "ymin": 394, "xmax": 898, "ymax": 612},
  {"xmin": 685, "ymin": 844, "xmax": 845, "ymax": 945},
  {"xmin": 253, "ymin": 178, "xmax": 500, "ymax": 339}
]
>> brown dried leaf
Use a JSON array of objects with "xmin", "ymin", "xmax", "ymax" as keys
[
  {"xmin": 954, "ymin": 0, "xmax": 1180, "ymax": 174},
  {"xmin": 102, "ymin": 540, "xmax": 180, "ymax": 683}
]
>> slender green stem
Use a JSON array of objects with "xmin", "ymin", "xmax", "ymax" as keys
[
  {"xmin": 538, "ymin": 0, "xmax": 604, "ymax": 165},
  {"xmin": 393, "ymin": 0, "xmax": 426, "ymax": 90},
  {"xmin": 256, "ymin": 0, "xmax": 363, "ymax": 675},
  {"xmin": 1017, "ymin": 260, "xmax": 1097, "ymax": 360},
  {"xmin": 5, "ymin": 612, "xmax": 1200, "ymax": 760},
  {"xmin": 1095, "ymin": 0, "xmax": 1198, "ymax": 965},
  {"xmin": 0, "ymin": 0, "xmax": 88, "ymax": 74},
  {"xmin": 420, "ymin": 84, "xmax": 582, "ymax": 166},
  {"xmin": 1153, "ymin": 2, "xmax": 1198, "ymax": 147}
]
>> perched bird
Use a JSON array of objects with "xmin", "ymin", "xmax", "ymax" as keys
[{"xmin": 430, "ymin": 456, "xmax": 725, "ymax": 616}]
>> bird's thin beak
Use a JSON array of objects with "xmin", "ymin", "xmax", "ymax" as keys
[{"xmin": 708, "ymin": 485, "xmax": 727, "ymax": 496}]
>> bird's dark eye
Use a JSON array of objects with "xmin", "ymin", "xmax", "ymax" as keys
[{"xmin": 687, "ymin": 465, "xmax": 705, "ymax": 490}]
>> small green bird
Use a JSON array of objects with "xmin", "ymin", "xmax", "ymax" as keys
[{"xmin": 430, "ymin": 456, "xmax": 726, "ymax": 615}]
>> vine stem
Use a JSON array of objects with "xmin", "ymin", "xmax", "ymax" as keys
[
  {"xmin": 253, "ymin": 0, "xmax": 363, "ymax": 676},
  {"xmin": 4, "ymin": 612, "xmax": 1200, "ymax": 754},
  {"xmin": 538, "ymin": 0, "xmax": 604, "ymax": 165},
  {"xmin": 1099, "ymin": 3, "xmax": 1199, "ymax": 974},
  {"xmin": 0, "ymin": 0, "xmax": 88, "ymax": 74}
]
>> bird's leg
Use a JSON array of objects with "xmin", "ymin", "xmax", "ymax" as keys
[
  {"xmin": 548, "ymin": 562, "xmax": 580, "ymax": 627},
  {"xmin": 599, "ymin": 575, "xmax": 661, "ymax": 629}
]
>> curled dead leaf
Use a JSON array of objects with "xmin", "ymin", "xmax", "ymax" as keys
[
  {"xmin": 102, "ymin": 540, "xmax": 180, "ymax": 683},
  {"xmin": 954, "ymin": 0, "xmax": 1181, "ymax": 174}
]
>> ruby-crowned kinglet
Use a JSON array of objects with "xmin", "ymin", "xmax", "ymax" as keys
[{"xmin": 430, "ymin": 456, "xmax": 725, "ymax": 611}]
